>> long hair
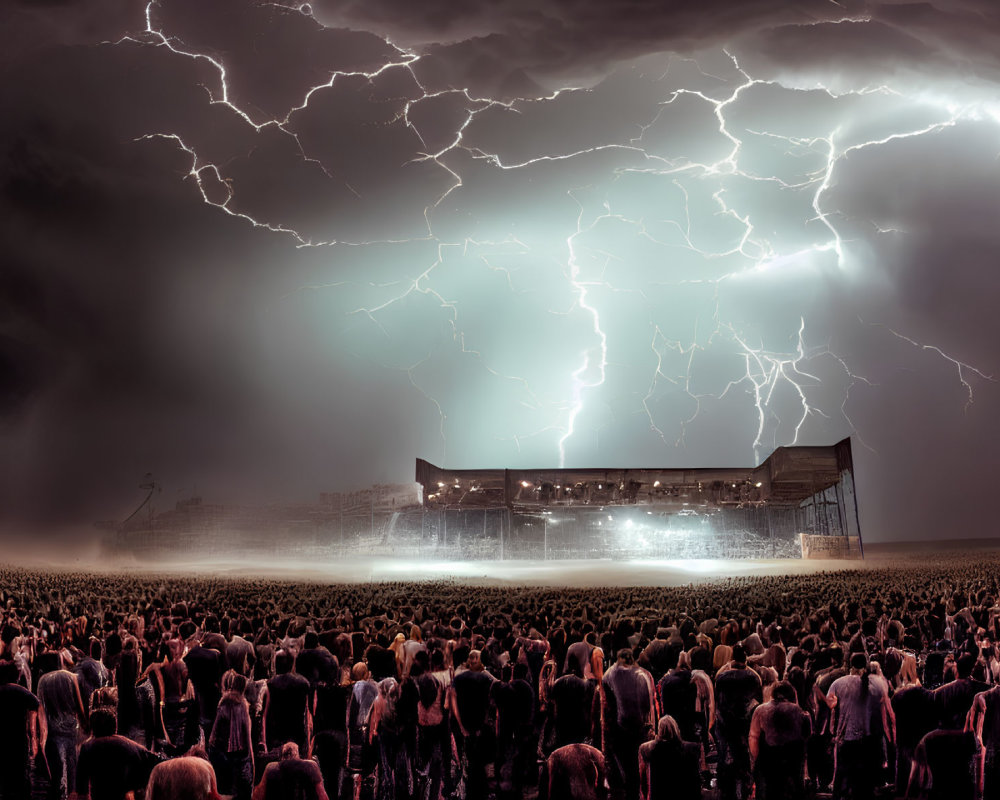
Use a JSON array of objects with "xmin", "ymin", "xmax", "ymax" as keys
[
  {"xmin": 713, "ymin": 645, "xmax": 733, "ymax": 674},
  {"xmin": 898, "ymin": 651, "xmax": 920, "ymax": 687},
  {"xmin": 656, "ymin": 714, "xmax": 683, "ymax": 744},
  {"xmin": 851, "ymin": 652, "xmax": 870, "ymax": 698}
]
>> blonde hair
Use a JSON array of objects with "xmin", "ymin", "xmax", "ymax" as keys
[
  {"xmin": 898, "ymin": 651, "xmax": 920, "ymax": 687},
  {"xmin": 657, "ymin": 714, "xmax": 683, "ymax": 743},
  {"xmin": 713, "ymin": 645, "xmax": 733, "ymax": 673}
]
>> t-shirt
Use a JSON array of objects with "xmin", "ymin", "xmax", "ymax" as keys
[
  {"xmin": 184, "ymin": 646, "xmax": 222, "ymax": 723},
  {"xmin": 453, "ymin": 669, "xmax": 495, "ymax": 734},
  {"xmin": 72, "ymin": 657, "xmax": 110, "ymax": 711},
  {"xmin": 295, "ymin": 647, "xmax": 339, "ymax": 687},
  {"xmin": 715, "ymin": 667, "xmax": 763, "ymax": 734},
  {"xmin": 827, "ymin": 673, "xmax": 887, "ymax": 743},
  {"xmin": 639, "ymin": 639, "xmax": 680, "ymax": 682},
  {"xmin": 265, "ymin": 672, "xmax": 311, "ymax": 749},
  {"xmin": 492, "ymin": 678, "xmax": 534, "ymax": 740},
  {"xmin": 76, "ymin": 734, "xmax": 161, "ymax": 800},
  {"xmin": 657, "ymin": 670, "xmax": 698, "ymax": 737},
  {"xmin": 934, "ymin": 677, "xmax": 990, "ymax": 730},
  {"xmin": 313, "ymin": 682, "xmax": 351, "ymax": 735},
  {"xmin": 400, "ymin": 640, "xmax": 426, "ymax": 675},
  {"xmin": 750, "ymin": 700, "xmax": 811, "ymax": 748},
  {"xmin": 915, "ymin": 728, "xmax": 981, "ymax": 800},
  {"xmin": 210, "ymin": 693, "xmax": 252, "ymax": 752},
  {"xmin": 37, "ymin": 670, "xmax": 81, "ymax": 736},
  {"xmin": 564, "ymin": 641, "xmax": 595, "ymax": 679},
  {"xmin": 891, "ymin": 685, "xmax": 938, "ymax": 751},
  {"xmin": 602, "ymin": 664, "xmax": 653, "ymax": 733}
]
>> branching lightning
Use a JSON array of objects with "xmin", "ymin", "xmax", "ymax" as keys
[
  {"xmin": 875, "ymin": 323, "xmax": 995, "ymax": 412},
  {"xmin": 115, "ymin": 6, "xmax": 996, "ymax": 467}
]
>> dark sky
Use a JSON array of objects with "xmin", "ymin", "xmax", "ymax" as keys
[{"xmin": 1, "ymin": 0, "xmax": 998, "ymax": 544}]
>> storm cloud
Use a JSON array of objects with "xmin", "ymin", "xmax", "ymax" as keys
[{"xmin": 1, "ymin": 0, "xmax": 997, "ymax": 544}]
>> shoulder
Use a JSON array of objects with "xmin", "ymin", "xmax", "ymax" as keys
[
  {"xmin": 4, "ymin": 683, "xmax": 39, "ymax": 706},
  {"xmin": 303, "ymin": 758, "xmax": 323, "ymax": 780},
  {"xmin": 973, "ymin": 687, "xmax": 994, "ymax": 709}
]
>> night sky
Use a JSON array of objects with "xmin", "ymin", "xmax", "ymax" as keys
[{"xmin": 2, "ymin": 0, "xmax": 998, "ymax": 545}]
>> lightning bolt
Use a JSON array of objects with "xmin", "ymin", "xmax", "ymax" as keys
[
  {"xmin": 874, "ymin": 323, "xmax": 995, "ymax": 412},
  {"xmin": 112, "ymin": 11, "xmax": 996, "ymax": 467},
  {"xmin": 557, "ymin": 196, "xmax": 611, "ymax": 467}
]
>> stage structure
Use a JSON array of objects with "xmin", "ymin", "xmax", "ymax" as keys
[
  {"xmin": 412, "ymin": 438, "xmax": 862, "ymax": 561},
  {"xmin": 103, "ymin": 441, "xmax": 860, "ymax": 562}
]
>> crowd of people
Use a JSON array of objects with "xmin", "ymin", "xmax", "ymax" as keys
[{"xmin": 0, "ymin": 552, "xmax": 998, "ymax": 800}]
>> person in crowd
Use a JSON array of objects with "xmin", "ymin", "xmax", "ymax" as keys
[
  {"xmin": 541, "ymin": 656, "xmax": 599, "ymax": 758},
  {"xmin": 75, "ymin": 706, "xmax": 161, "ymax": 800},
  {"xmin": 657, "ymin": 654, "xmax": 701, "ymax": 747},
  {"xmin": 72, "ymin": 639, "xmax": 110, "ymax": 715},
  {"xmin": 907, "ymin": 727, "xmax": 981, "ymax": 800},
  {"xmin": 349, "ymin": 660, "xmax": 379, "ymax": 793},
  {"xmin": 262, "ymin": 649, "xmax": 311, "ymax": 755},
  {"xmin": 966, "ymin": 680, "xmax": 1000, "ymax": 800},
  {"xmin": 827, "ymin": 652, "xmax": 895, "ymax": 800},
  {"xmin": 207, "ymin": 670, "xmax": 254, "ymax": 800},
  {"xmin": 934, "ymin": 652, "xmax": 989, "ymax": 730},
  {"xmin": 253, "ymin": 741, "xmax": 329, "ymax": 800},
  {"xmin": 541, "ymin": 742, "xmax": 607, "ymax": 800},
  {"xmin": 397, "ymin": 627, "xmax": 427, "ymax": 681},
  {"xmin": 492, "ymin": 662, "xmax": 535, "ymax": 800},
  {"xmin": 564, "ymin": 631, "xmax": 604, "ymax": 683},
  {"xmin": 713, "ymin": 644, "xmax": 762, "ymax": 800},
  {"xmin": 115, "ymin": 635, "xmax": 144, "ymax": 744},
  {"xmin": 748, "ymin": 680, "xmax": 811, "ymax": 799},
  {"xmin": 38, "ymin": 665, "xmax": 88, "ymax": 800},
  {"xmin": 892, "ymin": 666, "xmax": 937, "ymax": 796},
  {"xmin": 185, "ymin": 630, "xmax": 226, "ymax": 745},
  {"xmin": 10, "ymin": 552, "xmax": 1000, "ymax": 800},
  {"xmin": 452, "ymin": 648, "xmax": 497, "ymax": 798},
  {"xmin": 146, "ymin": 751, "xmax": 221, "ymax": 800},
  {"xmin": 0, "ymin": 658, "xmax": 40, "ymax": 799},
  {"xmin": 152, "ymin": 636, "xmax": 198, "ymax": 756},
  {"xmin": 369, "ymin": 676, "xmax": 412, "ymax": 800},
  {"xmin": 601, "ymin": 647, "xmax": 656, "ymax": 800},
  {"xmin": 297, "ymin": 631, "xmax": 339, "ymax": 689},
  {"xmin": 310, "ymin": 655, "xmax": 352, "ymax": 798},
  {"xmin": 637, "ymin": 714, "xmax": 701, "ymax": 800}
]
